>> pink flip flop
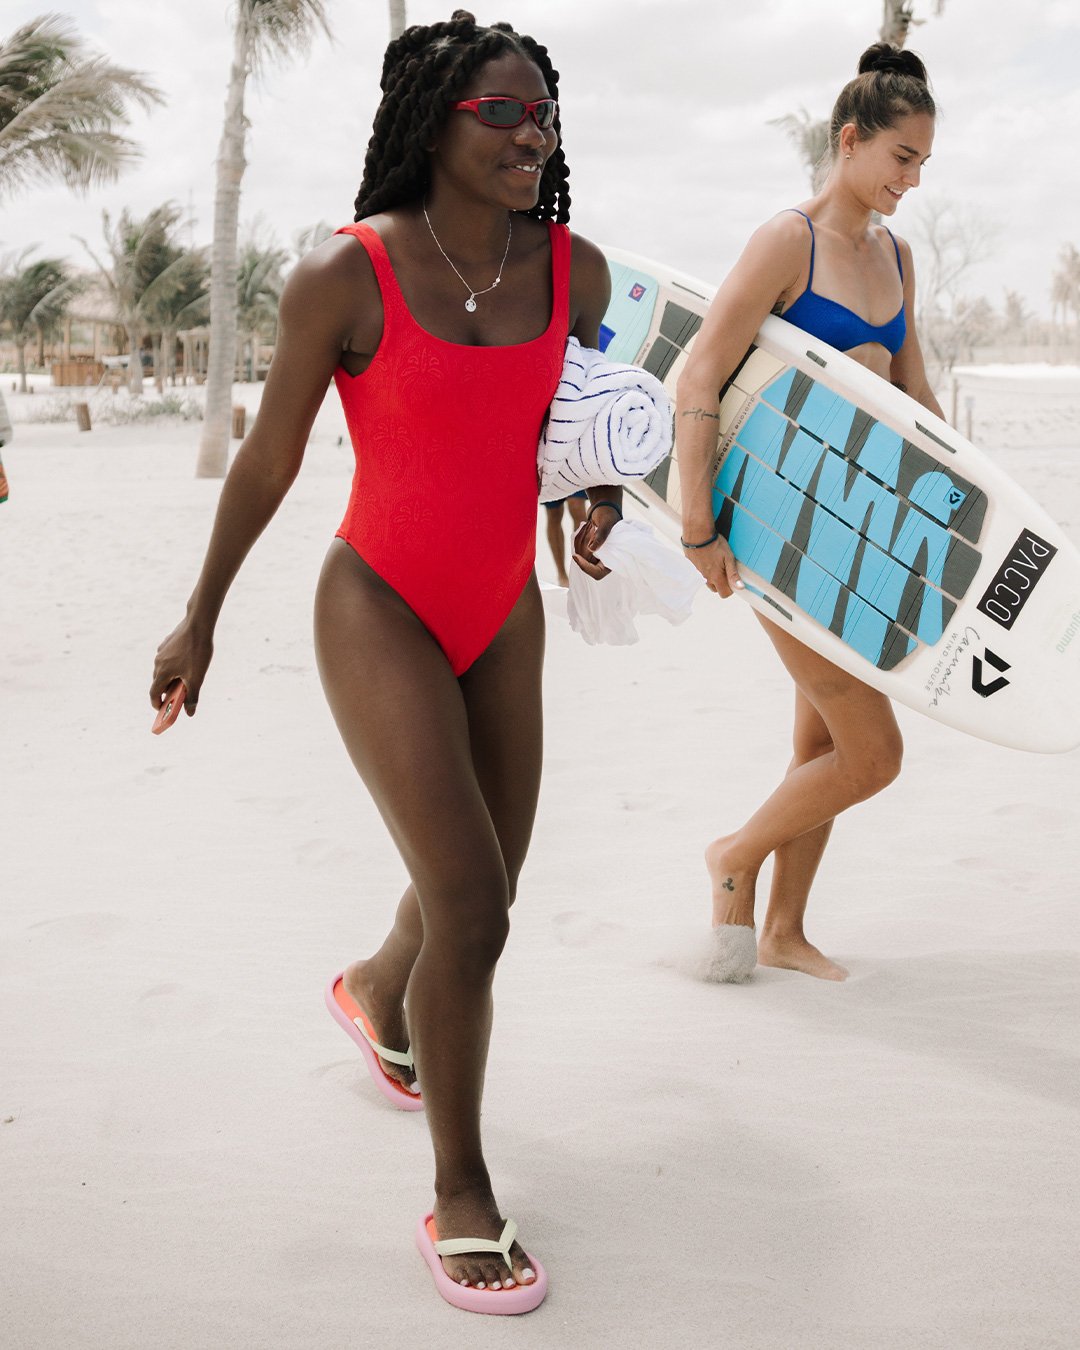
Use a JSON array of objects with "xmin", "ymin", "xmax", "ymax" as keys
[
  {"xmin": 415, "ymin": 1212, "xmax": 548, "ymax": 1315},
  {"xmin": 324, "ymin": 972, "xmax": 424, "ymax": 1112}
]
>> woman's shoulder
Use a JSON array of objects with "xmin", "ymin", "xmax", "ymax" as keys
[
  {"xmin": 278, "ymin": 226, "xmax": 381, "ymax": 334},
  {"xmin": 732, "ymin": 209, "xmax": 814, "ymax": 282},
  {"xmin": 567, "ymin": 229, "xmax": 606, "ymax": 274},
  {"xmin": 754, "ymin": 208, "xmax": 814, "ymax": 251},
  {"xmin": 566, "ymin": 229, "xmax": 611, "ymax": 310},
  {"xmin": 870, "ymin": 221, "xmax": 914, "ymax": 273},
  {"xmin": 872, "ymin": 221, "xmax": 912, "ymax": 253},
  {"xmin": 290, "ymin": 226, "xmax": 379, "ymax": 287}
]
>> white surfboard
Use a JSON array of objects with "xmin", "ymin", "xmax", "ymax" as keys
[{"xmin": 599, "ymin": 245, "xmax": 1080, "ymax": 753}]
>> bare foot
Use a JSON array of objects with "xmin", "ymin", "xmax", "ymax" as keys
[
  {"xmin": 758, "ymin": 932, "xmax": 848, "ymax": 981},
  {"xmin": 434, "ymin": 1186, "xmax": 538, "ymax": 1291},
  {"xmin": 704, "ymin": 834, "xmax": 758, "ymax": 927},
  {"xmin": 342, "ymin": 959, "xmax": 419, "ymax": 1093}
]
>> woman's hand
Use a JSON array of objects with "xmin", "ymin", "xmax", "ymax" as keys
[
  {"xmin": 682, "ymin": 532, "xmax": 744, "ymax": 598},
  {"xmin": 572, "ymin": 501, "xmax": 620, "ymax": 580},
  {"xmin": 149, "ymin": 616, "xmax": 214, "ymax": 717}
]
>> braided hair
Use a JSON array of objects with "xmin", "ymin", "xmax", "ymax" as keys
[
  {"xmin": 828, "ymin": 43, "xmax": 936, "ymax": 156},
  {"xmin": 353, "ymin": 9, "xmax": 570, "ymax": 223}
]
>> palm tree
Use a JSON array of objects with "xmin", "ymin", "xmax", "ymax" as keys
[
  {"xmin": 195, "ymin": 0, "xmax": 331, "ymax": 479},
  {"xmin": 0, "ymin": 249, "xmax": 83, "ymax": 390},
  {"xmin": 768, "ymin": 108, "xmax": 830, "ymax": 192},
  {"xmin": 144, "ymin": 250, "xmax": 210, "ymax": 392},
  {"xmin": 880, "ymin": 0, "xmax": 948, "ymax": 47},
  {"xmin": 80, "ymin": 203, "xmax": 199, "ymax": 396},
  {"xmin": 293, "ymin": 220, "xmax": 334, "ymax": 258},
  {"xmin": 235, "ymin": 236, "xmax": 288, "ymax": 382},
  {"xmin": 0, "ymin": 13, "xmax": 162, "ymax": 202},
  {"xmin": 1050, "ymin": 243, "xmax": 1080, "ymax": 332}
]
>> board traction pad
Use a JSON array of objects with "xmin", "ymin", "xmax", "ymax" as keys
[{"xmin": 633, "ymin": 307, "xmax": 988, "ymax": 671}]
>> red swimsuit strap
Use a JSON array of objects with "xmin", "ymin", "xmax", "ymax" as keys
[
  {"xmin": 334, "ymin": 221, "xmax": 409, "ymax": 326},
  {"xmin": 546, "ymin": 220, "xmax": 571, "ymax": 335}
]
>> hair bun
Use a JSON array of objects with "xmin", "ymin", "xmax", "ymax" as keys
[
  {"xmin": 449, "ymin": 8, "xmax": 476, "ymax": 21},
  {"xmin": 857, "ymin": 42, "xmax": 928, "ymax": 84}
]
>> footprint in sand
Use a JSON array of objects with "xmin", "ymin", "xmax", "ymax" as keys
[
  {"xmin": 295, "ymin": 838, "xmax": 358, "ymax": 868},
  {"xmin": 617, "ymin": 791, "xmax": 677, "ymax": 814},
  {"xmin": 26, "ymin": 912, "xmax": 129, "ymax": 948},
  {"xmin": 552, "ymin": 910, "xmax": 624, "ymax": 947},
  {"xmin": 237, "ymin": 794, "xmax": 307, "ymax": 816},
  {"xmin": 134, "ymin": 982, "xmax": 222, "ymax": 1036}
]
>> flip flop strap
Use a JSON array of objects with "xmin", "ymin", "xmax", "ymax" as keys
[
  {"xmin": 353, "ymin": 1016, "xmax": 414, "ymax": 1069},
  {"xmin": 433, "ymin": 1219, "xmax": 517, "ymax": 1266}
]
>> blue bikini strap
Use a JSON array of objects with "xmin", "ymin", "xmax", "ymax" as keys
[
  {"xmin": 883, "ymin": 227, "xmax": 904, "ymax": 282},
  {"xmin": 787, "ymin": 209, "xmax": 816, "ymax": 287}
]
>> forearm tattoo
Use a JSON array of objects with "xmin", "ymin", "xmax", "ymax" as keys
[{"xmin": 681, "ymin": 407, "xmax": 721, "ymax": 423}]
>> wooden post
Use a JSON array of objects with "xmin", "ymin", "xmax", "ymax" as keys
[
  {"xmin": 74, "ymin": 402, "xmax": 92, "ymax": 432},
  {"xmin": 231, "ymin": 404, "xmax": 246, "ymax": 439}
]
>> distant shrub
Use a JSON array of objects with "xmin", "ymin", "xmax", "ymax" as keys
[{"xmin": 23, "ymin": 392, "xmax": 204, "ymax": 425}]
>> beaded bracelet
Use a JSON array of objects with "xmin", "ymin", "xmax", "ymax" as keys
[
  {"xmin": 680, "ymin": 530, "xmax": 719, "ymax": 550},
  {"xmin": 587, "ymin": 499, "xmax": 623, "ymax": 521}
]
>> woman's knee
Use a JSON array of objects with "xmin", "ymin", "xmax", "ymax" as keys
[
  {"xmin": 421, "ymin": 872, "xmax": 512, "ymax": 972},
  {"xmin": 841, "ymin": 729, "xmax": 904, "ymax": 800}
]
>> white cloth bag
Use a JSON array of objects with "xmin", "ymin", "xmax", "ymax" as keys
[{"xmin": 567, "ymin": 519, "xmax": 704, "ymax": 645}]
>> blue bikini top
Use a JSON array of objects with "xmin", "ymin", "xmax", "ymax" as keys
[{"xmin": 780, "ymin": 210, "xmax": 907, "ymax": 356}]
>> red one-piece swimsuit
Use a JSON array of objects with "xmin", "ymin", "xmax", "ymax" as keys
[{"xmin": 333, "ymin": 220, "xmax": 571, "ymax": 676}]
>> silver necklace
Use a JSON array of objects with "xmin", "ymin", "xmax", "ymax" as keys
[{"xmin": 423, "ymin": 202, "xmax": 512, "ymax": 312}]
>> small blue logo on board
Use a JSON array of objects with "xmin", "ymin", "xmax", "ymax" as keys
[{"xmin": 629, "ymin": 282, "xmax": 646, "ymax": 302}]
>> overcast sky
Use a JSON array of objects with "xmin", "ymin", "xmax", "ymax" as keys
[{"xmin": 3, "ymin": 0, "xmax": 1078, "ymax": 315}]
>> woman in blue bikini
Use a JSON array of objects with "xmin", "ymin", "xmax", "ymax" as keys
[{"xmin": 675, "ymin": 43, "xmax": 941, "ymax": 982}]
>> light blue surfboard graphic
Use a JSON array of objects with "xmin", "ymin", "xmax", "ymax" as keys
[
  {"xmin": 713, "ymin": 363, "xmax": 985, "ymax": 667},
  {"xmin": 601, "ymin": 263, "xmax": 660, "ymax": 365}
]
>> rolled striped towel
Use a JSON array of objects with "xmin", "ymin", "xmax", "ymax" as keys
[{"xmin": 538, "ymin": 337, "xmax": 673, "ymax": 503}]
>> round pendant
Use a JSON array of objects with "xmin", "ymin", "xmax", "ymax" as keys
[{"xmin": 464, "ymin": 297, "xmax": 477, "ymax": 313}]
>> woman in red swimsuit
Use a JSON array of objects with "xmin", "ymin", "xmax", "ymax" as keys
[
  {"xmin": 151, "ymin": 10, "xmax": 616, "ymax": 1313},
  {"xmin": 676, "ymin": 45, "xmax": 941, "ymax": 984}
]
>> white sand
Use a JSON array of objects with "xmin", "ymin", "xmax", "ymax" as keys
[{"xmin": 2, "ymin": 380, "xmax": 1079, "ymax": 1349}]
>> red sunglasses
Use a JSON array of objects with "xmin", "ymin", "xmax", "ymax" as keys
[{"xmin": 452, "ymin": 96, "xmax": 558, "ymax": 130}]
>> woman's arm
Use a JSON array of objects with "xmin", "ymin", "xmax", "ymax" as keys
[
  {"xmin": 565, "ymin": 232, "xmax": 621, "ymax": 578},
  {"xmin": 675, "ymin": 214, "xmax": 806, "ymax": 596},
  {"xmin": 150, "ymin": 237, "xmax": 379, "ymax": 713},
  {"xmin": 889, "ymin": 236, "xmax": 945, "ymax": 418}
]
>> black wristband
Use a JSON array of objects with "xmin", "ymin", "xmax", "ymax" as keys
[
  {"xmin": 587, "ymin": 499, "xmax": 623, "ymax": 522},
  {"xmin": 680, "ymin": 530, "xmax": 720, "ymax": 550}
]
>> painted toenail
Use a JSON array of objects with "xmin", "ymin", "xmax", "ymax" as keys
[
  {"xmin": 475, "ymin": 1282, "xmax": 485, "ymax": 1290},
  {"xmin": 521, "ymin": 1267, "xmax": 535, "ymax": 1281},
  {"xmin": 408, "ymin": 1082, "xmax": 421, "ymax": 1093},
  {"xmin": 458, "ymin": 1278, "xmax": 469, "ymax": 1286}
]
